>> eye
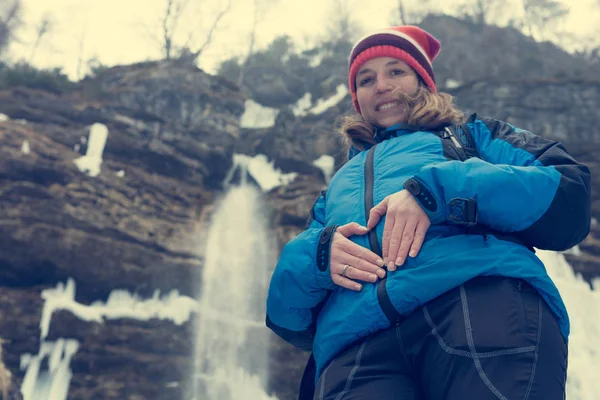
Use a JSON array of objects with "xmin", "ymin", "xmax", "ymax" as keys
[
  {"xmin": 390, "ymin": 69, "xmax": 405, "ymax": 76},
  {"xmin": 358, "ymin": 76, "xmax": 373, "ymax": 86}
]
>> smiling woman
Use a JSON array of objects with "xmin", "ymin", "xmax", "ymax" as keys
[
  {"xmin": 342, "ymin": 26, "xmax": 464, "ymax": 149},
  {"xmin": 266, "ymin": 24, "xmax": 591, "ymax": 400}
]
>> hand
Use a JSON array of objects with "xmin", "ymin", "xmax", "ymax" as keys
[
  {"xmin": 367, "ymin": 190, "xmax": 430, "ymax": 271},
  {"xmin": 329, "ymin": 222, "xmax": 386, "ymax": 291}
]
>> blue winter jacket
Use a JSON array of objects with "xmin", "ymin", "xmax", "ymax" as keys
[{"xmin": 266, "ymin": 114, "xmax": 591, "ymax": 382}]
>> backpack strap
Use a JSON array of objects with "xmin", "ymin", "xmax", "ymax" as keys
[
  {"xmin": 450, "ymin": 122, "xmax": 480, "ymax": 160},
  {"xmin": 441, "ymin": 123, "xmax": 480, "ymax": 162}
]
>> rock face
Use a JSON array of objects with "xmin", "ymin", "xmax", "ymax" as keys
[
  {"xmin": 46, "ymin": 311, "xmax": 195, "ymax": 400},
  {"xmin": 0, "ymin": 60, "xmax": 246, "ymax": 399},
  {"xmin": 0, "ymin": 60, "xmax": 247, "ymax": 303},
  {"xmin": 0, "ymin": 16, "xmax": 599, "ymax": 400}
]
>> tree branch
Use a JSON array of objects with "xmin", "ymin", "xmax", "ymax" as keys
[
  {"xmin": 162, "ymin": 0, "xmax": 174, "ymax": 59},
  {"xmin": 0, "ymin": 0, "xmax": 20, "ymax": 25},
  {"xmin": 188, "ymin": 0, "xmax": 231, "ymax": 61}
]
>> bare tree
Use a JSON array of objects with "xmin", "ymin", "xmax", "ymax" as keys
[
  {"xmin": 456, "ymin": 0, "xmax": 505, "ymax": 25},
  {"xmin": 161, "ymin": 0, "xmax": 189, "ymax": 59},
  {"xmin": 28, "ymin": 13, "xmax": 53, "ymax": 62},
  {"xmin": 325, "ymin": 0, "xmax": 362, "ymax": 44},
  {"xmin": 390, "ymin": 0, "xmax": 434, "ymax": 25},
  {"xmin": 156, "ymin": 0, "xmax": 231, "ymax": 63},
  {"xmin": 521, "ymin": 0, "xmax": 569, "ymax": 40},
  {"xmin": 180, "ymin": 0, "xmax": 231, "ymax": 62},
  {"xmin": 75, "ymin": 25, "xmax": 87, "ymax": 80},
  {"xmin": 0, "ymin": 0, "xmax": 21, "ymax": 55},
  {"xmin": 237, "ymin": 0, "xmax": 279, "ymax": 87}
]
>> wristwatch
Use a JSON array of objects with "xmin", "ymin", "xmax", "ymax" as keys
[{"xmin": 403, "ymin": 178, "xmax": 436, "ymax": 212}]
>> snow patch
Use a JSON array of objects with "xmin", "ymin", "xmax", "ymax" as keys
[
  {"xmin": 309, "ymin": 53, "xmax": 323, "ymax": 68},
  {"xmin": 240, "ymin": 100, "xmax": 279, "ymax": 129},
  {"xmin": 444, "ymin": 79, "xmax": 462, "ymax": 89},
  {"xmin": 116, "ymin": 170, "xmax": 125, "ymax": 178},
  {"xmin": 233, "ymin": 154, "xmax": 296, "ymax": 192},
  {"xmin": 309, "ymin": 84, "xmax": 348, "ymax": 115},
  {"xmin": 21, "ymin": 140, "xmax": 31, "ymax": 154},
  {"xmin": 0, "ymin": 113, "xmax": 9, "ymax": 121},
  {"xmin": 313, "ymin": 155, "xmax": 335, "ymax": 183},
  {"xmin": 40, "ymin": 278, "xmax": 197, "ymax": 340},
  {"xmin": 22, "ymin": 278, "xmax": 198, "ymax": 399},
  {"xmin": 292, "ymin": 93, "xmax": 312, "ymax": 117},
  {"xmin": 73, "ymin": 123, "xmax": 108, "ymax": 177}
]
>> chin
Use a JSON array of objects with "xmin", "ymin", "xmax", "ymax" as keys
[{"xmin": 377, "ymin": 117, "xmax": 405, "ymax": 128}]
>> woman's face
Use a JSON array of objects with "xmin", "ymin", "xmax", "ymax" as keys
[{"xmin": 355, "ymin": 57, "xmax": 419, "ymax": 128}]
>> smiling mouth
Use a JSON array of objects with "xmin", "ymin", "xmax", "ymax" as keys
[{"xmin": 376, "ymin": 101, "xmax": 402, "ymax": 111}]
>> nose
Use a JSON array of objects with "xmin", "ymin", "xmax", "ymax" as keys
[{"xmin": 375, "ymin": 74, "xmax": 393, "ymax": 93}]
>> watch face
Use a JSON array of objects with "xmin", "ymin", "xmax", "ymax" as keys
[{"xmin": 405, "ymin": 179, "xmax": 421, "ymax": 196}]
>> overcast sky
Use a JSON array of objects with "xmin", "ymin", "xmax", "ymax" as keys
[{"xmin": 6, "ymin": 0, "xmax": 599, "ymax": 80}]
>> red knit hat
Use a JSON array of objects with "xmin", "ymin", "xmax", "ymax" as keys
[{"xmin": 348, "ymin": 26, "xmax": 441, "ymax": 114}]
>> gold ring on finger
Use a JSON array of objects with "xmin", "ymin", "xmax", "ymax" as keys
[{"xmin": 341, "ymin": 264, "xmax": 351, "ymax": 277}]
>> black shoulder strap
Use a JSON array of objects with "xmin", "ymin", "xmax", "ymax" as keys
[
  {"xmin": 444, "ymin": 123, "xmax": 480, "ymax": 161},
  {"xmin": 452, "ymin": 122, "xmax": 480, "ymax": 160}
]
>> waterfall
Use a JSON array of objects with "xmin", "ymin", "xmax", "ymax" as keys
[
  {"xmin": 191, "ymin": 158, "xmax": 277, "ymax": 400},
  {"xmin": 537, "ymin": 250, "xmax": 600, "ymax": 399}
]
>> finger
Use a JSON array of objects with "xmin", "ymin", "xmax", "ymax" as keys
[
  {"xmin": 387, "ymin": 218, "xmax": 406, "ymax": 272},
  {"xmin": 331, "ymin": 273, "xmax": 363, "ymax": 291},
  {"xmin": 381, "ymin": 212, "xmax": 395, "ymax": 265},
  {"xmin": 367, "ymin": 198, "xmax": 388, "ymax": 230},
  {"xmin": 339, "ymin": 252, "xmax": 386, "ymax": 279},
  {"xmin": 336, "ymin": 222, "xmax": 369, "ymax": 238},
  {"xmin": 409, "ymin": 219, "xmax": 430, "ymax": 258},
  {"xmin": 330, "ymin": 239, "xmax": 385, "ymax": 279},
  {"xmin": 337, "ymin": 264, "xmax": 378, "ymax": 283},
  {"xmin": 340, "ymin": 238, "xmax": 386, "ymax": 271},
  {"xmin": 395, "ymin": 218, "xmax": 417, "ymax": 267}
]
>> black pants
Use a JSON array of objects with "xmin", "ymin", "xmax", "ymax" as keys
[{"xmin": 314, "ymin": 277, "xmax": 568, "ymax": 400}]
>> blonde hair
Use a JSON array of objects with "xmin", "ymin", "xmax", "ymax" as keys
[{"xmin": 339, "ymin": 86, "xmax": 465, "ymax": 152}]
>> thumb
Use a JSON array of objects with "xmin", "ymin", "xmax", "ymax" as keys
[
  {"xmin": 337, "ymin": 222, "xmax": 369, "ymax": 237},
  {"xmin": 367, "ymin": 197, "xmax": 389, "ymax": 230}
]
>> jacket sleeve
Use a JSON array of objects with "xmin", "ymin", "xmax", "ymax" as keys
[
  {"xmin": 407, "ymin": 114, "xmax": 591, "ymax": 251},
  {"xmin": 266, "ymin": 191, "xmax": 337, "ymax": 350}
]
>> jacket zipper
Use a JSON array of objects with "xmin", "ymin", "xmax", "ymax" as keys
[
  {"xmin": 364, "ymin": 146, "xmax": 382, "ymax": 255},
  {"xmin": 364, "ymin": 146, "xmax": 403, "ymax": 326},
  {"xmin": 444, "ymin": 127, "xmax": 463, "ymax": 149}
]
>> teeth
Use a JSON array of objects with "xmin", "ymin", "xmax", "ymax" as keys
[{"xmin": 378, "ymin": 101, "xmax": 400, "ymax": 111}]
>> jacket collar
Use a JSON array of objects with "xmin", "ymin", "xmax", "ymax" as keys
[{"xmin": 372, "ymin": 123, "xmax": 427, "ymax": 143}]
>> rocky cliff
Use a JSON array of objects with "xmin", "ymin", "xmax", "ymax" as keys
[{"xmin": 0, "ymin": 60, "xmax": 246, "ymax": 399}]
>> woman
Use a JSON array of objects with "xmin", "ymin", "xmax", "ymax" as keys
[{"xmin": 266, "ymin": 26, "xmax": 591, "ymax": 399}]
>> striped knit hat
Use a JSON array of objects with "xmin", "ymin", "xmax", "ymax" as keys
[{"xmin": 348, "ymin": 26, "xmax": 441, "ymax": 114}]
